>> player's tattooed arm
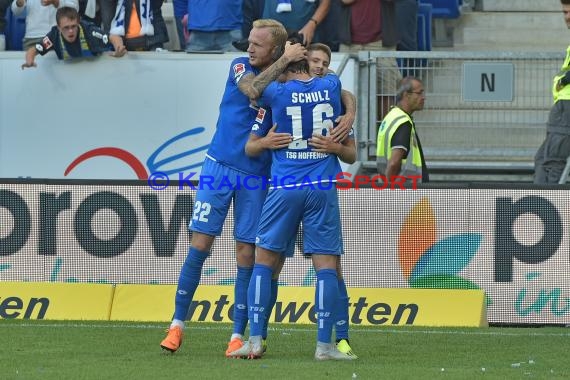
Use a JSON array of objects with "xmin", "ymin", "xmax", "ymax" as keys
[{"xmin": 238, "ymin": 42, "xmax": 306, "ymax": 99}]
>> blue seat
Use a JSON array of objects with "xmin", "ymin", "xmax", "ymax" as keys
[
  {"xmin": 417, "ymin": 2, "xmax": 432, "ymax": 51},
  {"xmin": 420, "ymin": 0, "xmax": 460, "ymax": 19},
  {"xmin": 5, "ymin": 7, "xmax": 26, "ymax": 51}
]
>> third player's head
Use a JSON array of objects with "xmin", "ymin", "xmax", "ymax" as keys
[
  {"xmin": 307, "ymin": 43, "xmax": 332, "ymax": 78},
  {"xmin": 247, "ymin": 19, "xmax": 288, "ymax": 71}
]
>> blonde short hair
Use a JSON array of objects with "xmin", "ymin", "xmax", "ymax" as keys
[{"xmin": 252, "ymin": 19, "xmax": 288, "ymax": 51}]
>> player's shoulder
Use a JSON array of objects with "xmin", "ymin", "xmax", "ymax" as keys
[
  {"xmin": 230, "ymin": 57, "xmax": 255, "ymax": 82},
  {"xmin": 323, "ymin": 72, "xmax": 341, "ymax": 83},
  {"xmin": 230, "ymin": 56, "xmax": 252, "ymax": 72},
  {"xmin": 312, "ymin": 72, "xmax": 341, "ymax": 89}
]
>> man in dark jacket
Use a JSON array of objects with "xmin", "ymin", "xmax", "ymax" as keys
[{"xmin": 21, "ymin": 6, "xmax": 126, "ymax": 69}]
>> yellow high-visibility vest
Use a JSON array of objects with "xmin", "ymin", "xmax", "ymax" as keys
[
  {"xmin": 376, "ymin": 106, "xmax": 423, "ymax": 178},
  {"xmin": 553, "ymin": 45, "xmax": 570, "ymax": 103}
]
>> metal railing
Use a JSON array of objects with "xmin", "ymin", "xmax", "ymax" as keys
[{"xmin": 356, "ymin": 50, "xmax": 564, "ymax": 181}]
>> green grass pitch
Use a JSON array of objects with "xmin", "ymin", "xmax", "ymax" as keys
[{"xmin": 1, "ymin": 320, "xmax": 569, "ymax": 379}]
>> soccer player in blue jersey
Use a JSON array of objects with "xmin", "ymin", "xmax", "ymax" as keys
[
  {"xmin": 244, "ymin": 42, "xmax": 358, "ymax": 358},
  {"xmin": 307, "ymin": 42, "xmax": 357, "ymax": 357},
  {"xmin": 226, "ymin": 40, "xmax": 358, "ymax": 359},
  {"xmin": 228, "ymin": 58, "xmax": 357, "ymax": 360},
  {"xmin": 160, "ymin": 19, "xmax": 307, "ymax": 356}
]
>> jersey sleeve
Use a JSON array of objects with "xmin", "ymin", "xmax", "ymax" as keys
[
  {"xmin": 230, "ymin": 57, "xmax": 255, "ymax": 86},
  {"xmin": 390, "ymin": 122, "xmax": 412, "ymax": 157},
  {"xmin": 324, "ymin": 72, "xmax": 342, "ymax": 91},
  {"xmin": 251, "ymin": 81, "xmax": 279, "ymax": 137},
  {"xmin": 35, "ymin": 27, "xmax": 58, "ymax": 56},
  {"xmin": 251, "ymin": 106, "xmax": 272, "ymax": 137}
]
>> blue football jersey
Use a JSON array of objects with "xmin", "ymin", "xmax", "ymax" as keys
[
  {"xmin": 256, "ymin": 74, "xmax": 343, "ymax": 186},
  {"xmin": 207, "ymin": 57, "xmax": 272, "ymax": 176}
]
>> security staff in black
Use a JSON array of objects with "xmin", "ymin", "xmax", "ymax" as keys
[
  {"xmin": 22, "ymin": 6, "xmax": 126, "ymax": 70},
  {"xmin": 376, "ymin": 76, "xmax": 429, "ymax": 183},
  {"xmin": 534, "ymin": 0, "xmax": 570, "ymax": 184}
]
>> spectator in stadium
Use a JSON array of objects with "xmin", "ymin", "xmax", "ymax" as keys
[
  {"xmin": 172, "ymin": 0, "xmax": 188, "ymax": 50},
  {"xmin": 227, "ymin": 57, "xmax": 357, "ymax": 361},
  {"xmin": 534, "ymin": 0, "xmax": 570, "ymax": 184},
  {"xmin": 315, "ymin": 0, "xmax": 340, "ymax": 51},
  {"xmin": 376, "ymin": 76, "xmax": 429, "ymax": 183},
  {"xmin": 262, "ymin": 0, "xmax": 331, "ymax": 46},
  {"xmin": 395, "ymin": 0, "xmax": 419, "ymax": 77},
  {"xmin": 0, "ymin": 0, "xmax": 10, "ymax": 50},
  {"xmin": 232, "ymin": 0, "xmax": 264, "ymax": 51},
  {"xmin": 108, "ymin": 0, "xmax": 169, "ymax": 51},
  {"xmin": 184, "ymin": 0, "xmax": 242, "ymax": 52},
  {"xmin": 77, "ymin": 0, "xmax": 116, "ymax": 33},
  {"xmin": 159, "ymin": 19, "xmax": 307, "ymax": 357},
  {"xmin": 242, "ymin": 0, "xmax": 264, "ymax": 40},
  {"xmin": 21, "ymin": 6, "xmax": 126, "ymax": 69},
  {"xmin": 338, "ymin": 0, "xmax": 401, "ymax": 123},
  {"xmin": 395, "ymin": 0, "xmax": 418, "ymax": 52},
  {"xmin": 98, "ymin": 0, "xmax": 117, "ymax": 32},
  {"xmin": 11, "ymin": 0, "xmax": 79, "ymax": 53}
]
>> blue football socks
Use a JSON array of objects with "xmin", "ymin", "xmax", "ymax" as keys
[
  {"xmin": 335, "ymin": 278, "xmax": 350, "ymax": 341},
  {"xmin": 233, "ymin": 265, "xmax": 253, "ymax": 335},
  {"xmin": 262, "ymin": 278, "xmax": 279, "ymax": 339},
  {"xmin": 248, "ymin": 263, "xmax": 273, "ymax": 337},
  {"xmin": 315, "ymin": 269, "xmax": 339, "ymax": 344},
  {"xmin": 173, "ymin": 247, "xmax": 209, "ymax": 321}
]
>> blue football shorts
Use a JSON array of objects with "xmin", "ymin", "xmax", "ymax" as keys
[
  {"xmin": 189, "ymin": 158, "xmax": 267, "ymax": 243},
  {"xmin": 256, "ymin": 186, "xmax": 343, "ymax": 255}
]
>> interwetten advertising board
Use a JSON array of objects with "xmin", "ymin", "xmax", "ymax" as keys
[{"xmin": 1, "ymin": 182, "xmax": 568, "ymax": 325}]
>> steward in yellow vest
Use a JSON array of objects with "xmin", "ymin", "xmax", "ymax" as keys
[
  {"xmin": 534, "ymin": 0, "xmax": 570, "ymax": 184},
  {"xmin": 376, "ymin": 76, "xmax": 429, "ymax": 183}
]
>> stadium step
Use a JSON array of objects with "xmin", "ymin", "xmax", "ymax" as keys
[{"xmin": 450, "ymin": 4, "xmax": 567, "ymax": 52}]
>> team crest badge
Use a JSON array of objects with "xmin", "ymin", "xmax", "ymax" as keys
[
  {"xmin": 255, "ymin": 107, "xmax": 267, "ymax": 123},
  {"xmin": 233, "ymin": 63, "xmax": 246, "ymax": 77}
]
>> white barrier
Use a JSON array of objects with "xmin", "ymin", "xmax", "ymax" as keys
[{"xmin": 0, "ymin": 51, "xmax": 355, "ymax": 179}]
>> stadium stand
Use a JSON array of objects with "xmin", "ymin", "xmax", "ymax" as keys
[
  {"xmin": 419, "ymin": 0, "xmax": 463, "ymax": 47},
  {"xmin": 453, "ymin": 0, "xmax": 567, "ymax": 52},
  {"xmin": 421, "ymin": 0, "xmax": 461, "ymax": 19},
  {"xmin": 367, "ymin": 0, "xmax": 568, "ymax": 182}
]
